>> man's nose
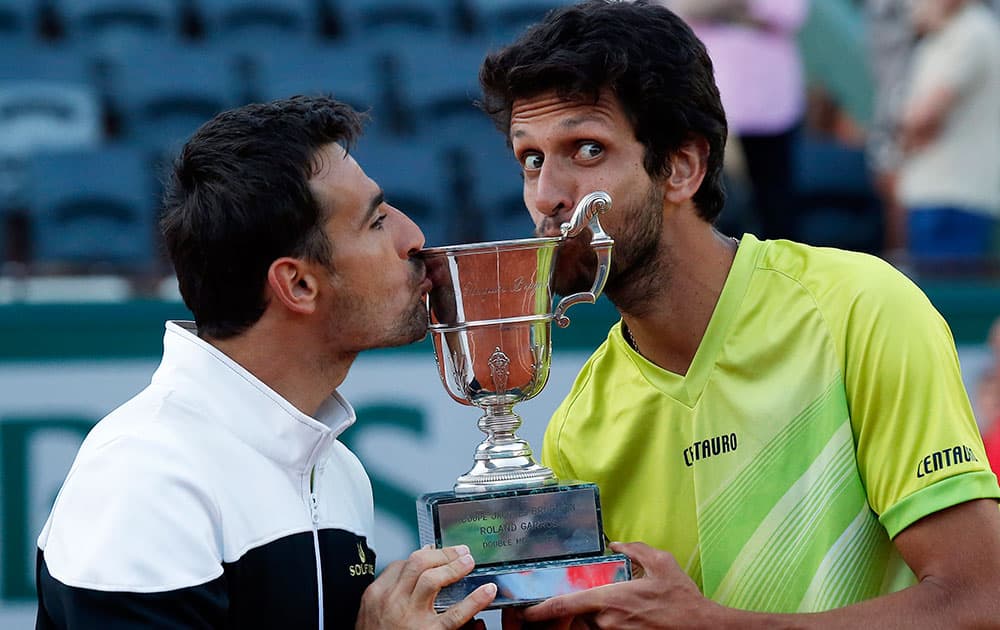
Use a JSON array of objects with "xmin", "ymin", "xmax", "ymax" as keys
[
  {"xmin": 393, "ymin": 206, "xmax": 425, "ymax": 257},
  {"xmin": 532, "ymin": 163, "xmax": 575, "ymax": 226}
]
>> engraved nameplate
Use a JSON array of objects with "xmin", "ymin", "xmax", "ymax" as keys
[{"xmin": 424, "ymin": 484, "xmax": 604, "ymax": 566}]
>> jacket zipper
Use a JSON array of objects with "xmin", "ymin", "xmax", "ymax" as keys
[{"xmin": 310, "ymin": 466, "xmax": 324, "ymax": 629}]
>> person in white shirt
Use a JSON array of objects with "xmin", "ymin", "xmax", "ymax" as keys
[{"xmin": 898, "ymin": 0, "xmax": 1000, "ymax": 270}]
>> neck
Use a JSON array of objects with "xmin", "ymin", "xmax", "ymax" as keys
[
  {"xmin": 618, "ymin": 219, "xmax": 738, "ymax": 376},
  {"xmin": 207, "ymin": 315, "xmax": 354, "ymax": 417}
]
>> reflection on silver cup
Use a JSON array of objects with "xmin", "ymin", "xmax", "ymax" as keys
[{"xmin": 421, "ymin": 192, "xmax": 613, "ymax": 493}]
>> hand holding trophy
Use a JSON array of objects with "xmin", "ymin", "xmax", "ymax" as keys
[{"xmin": 417, "ymin": 191, "xmax": 631, "ymax": 610}]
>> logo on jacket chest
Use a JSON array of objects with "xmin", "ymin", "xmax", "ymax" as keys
[
  {"xmin": 682, "ymin": 432, "xmax": 738, "ymax": 467},
  {"xmin": 349, "ymin": 541, "xmax": 376, "ymax": 577}
]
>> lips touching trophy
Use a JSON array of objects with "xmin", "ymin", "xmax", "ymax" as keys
[{"xmin": 417, "ymin": 191, "xmax": 631, "ymax": 609}]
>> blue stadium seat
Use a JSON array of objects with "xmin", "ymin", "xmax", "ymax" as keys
[
  {"xmin": 792, "ymin": 136, "xmax": 883, "ymax": 253},
  {"xmin": 794, "ymin": 136, "xmax": 876, "ymax": 200},
  {"xmin": 248, "ymin": 42, "xmax": 386, "ymax": 127},
  {"xmin": 99, "ymin": 42, "xmax": 241, "ymax": 151},
  {"xmin": 0, "ymin": 0, "xmax": 37, "ymax": 42},
  {"xmin": 0, "ymin": 82, "xmax": 103, "ymax": 156},
  {"xmin": 197, "ymin": 0, "xmax": 315, "ymax": 44},
  {"xmin": 351, "ymin": 137, "xmax": 453, "ymax": 247},
  {"xmin": 339, "ymin": 0, "xmax": 454, "ymax": 38},
  {"xmin": 55, "ymin": 0, "xmax": 181, "ymax": 46},
  {"xmin": 26, "ymin": 145, "xmax": 159, "ymax": 272},
  {"xmin": 0, "ymin": 40, "xmax": 98, "ymax": 85},
  {"xmin": 462, "ymin": 131, "xmax": 530, "ymax": 242},
  {"xmin": 465, "ymin": 0, "xmax": 565, "ymax": 43},
  {"xmin": 390, "ymin": 37, "xmax": 489, "ymax": 140},
  {"xmin": 0, "ymin": 41, "xmax": 104, "ymax": 209}
]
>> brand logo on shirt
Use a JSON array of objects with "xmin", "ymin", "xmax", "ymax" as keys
[
  {"xmin": 916, "ymin": 444, "xmax": 979, "ymax": 478},
  {"xmin": 349, "ymin": 541, "xmax": 376, "ymax": 577},
  {"xmin": 683, "ymin": 432, "xmax": 738, "ymax": 467}
]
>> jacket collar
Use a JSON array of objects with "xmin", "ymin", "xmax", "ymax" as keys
[{"xmin": 150, "ymin": 321, "xmax": 356, "ymax": 471}]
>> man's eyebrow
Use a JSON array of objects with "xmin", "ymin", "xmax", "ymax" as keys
[
  {"xmin": 560, "ymin": 114, "xmax": 606, "ymax": 128},
  {"xmin": 360, "ymin": 189, "xmax": 385, "ymax": 227}
]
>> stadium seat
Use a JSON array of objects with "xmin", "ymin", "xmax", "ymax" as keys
[
  {"xmin": 248, "ymin": 41, "xmax": 387, "ymax": 127},
  {"xmin": 0, "ymin": 41, "xmax": 104, "ymax": 212},
  {"xmin": 197, "ymin": 0, "xmax": 316, "ymax": 44},
  {"xmin": 390, "ymin": 37, "xmax": 489, "ymax": 140},
  {"xmin": 464, "ymin": 0, "xmax": 565, "ymax": 43},
  {"xmin": 793, "ymin": 135, "xmax": 883, "ymax": 253},
  {"xmin": 0, "ymin": 0, "xmax": 37, "ymax": 42},
  {"xmin": 26, "ymin": 145, "xmax": 160, "ymax": 273},
  {"xmin": 55, "ymin": 0, "xmax": 181, "ymax": 46},
  {"xmin": 351, "ymin": 137, "xmax": 453, "ymax": 247},
  {"xmin": 338, "ymin": 0, "xmax": 454, "ymax": 38},
  {"xmin": 99, "ymin": 42, "xmax": 241, "ymax": 151},
  {"xmin": 0, "ymin": 40, "xmax": 99, "ymax": 85},
  {"xmin": 0, "ymin": 83, "xmax": 102, "ymax": 156},
  {"xmin": 462, "ymin": 131, "xmax": 530, "ymax": 242}
]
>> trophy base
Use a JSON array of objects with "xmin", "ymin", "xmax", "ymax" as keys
[
  {"xmin": 417, "ymin": 482, "xmax": 629, "ymax": 610},
  {"xmin": 434, "ymin": 552, "xmax": 632, "ymax": 610}
]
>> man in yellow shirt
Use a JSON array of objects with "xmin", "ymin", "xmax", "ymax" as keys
[{"xmin": 478, "ymin": 1, "xmax": 1000, "ymax": 626}]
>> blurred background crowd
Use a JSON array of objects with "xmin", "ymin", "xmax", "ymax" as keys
[{"xmin": 0, "ymin": 0, "xmax": 999, "ymax": 458}]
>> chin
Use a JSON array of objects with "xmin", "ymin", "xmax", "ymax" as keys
[{"xmin": 379, "ymin": 308, "xmax": 429, "ymax": 349}]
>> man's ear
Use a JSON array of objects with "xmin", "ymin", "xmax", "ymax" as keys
[
  {"xmin": 267, "ymin": 257, "xmax": 320, "ymax": 315},
  {"xmin": 665, "ymin": 136, "xmax": 710, "ymax": 204}
]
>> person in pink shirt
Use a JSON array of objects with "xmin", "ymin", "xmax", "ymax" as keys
[{"xmin": 666, "ymin": 0, "xmax": 808, "ymax": 240}]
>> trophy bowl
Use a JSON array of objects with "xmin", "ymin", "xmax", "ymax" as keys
[{"xmin": 421, "ymin": 192, "xmax": 613, "ymax": 494}]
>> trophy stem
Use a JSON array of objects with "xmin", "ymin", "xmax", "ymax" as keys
[{"xmin": 454, "ymin": 405, "xmax": 556, "ymax": 494}]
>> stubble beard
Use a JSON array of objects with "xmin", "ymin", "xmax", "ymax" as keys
[
  {"xmin": 375, "ymin": 260, "xmax": 430, "ymax": 349},
  {"xmin": 331, "ymin": 261, "xmax": 430, "ymax": 354}
]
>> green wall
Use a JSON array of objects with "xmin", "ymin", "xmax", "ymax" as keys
[{"xmin": 1, "ymin": 280, "xmax": 999, "ymax": 362}]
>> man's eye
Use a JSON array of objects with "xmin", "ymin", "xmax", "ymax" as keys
[
  {"xmin": 522, "ymin": 153, "xmax": 543, "ymax": 170},
  {"xmin": 372, "ymin": 214, "xmax": 387, "ymax": 230},
  {"xmin": 576, "ymin": 142, "xmax": 603, "ymax": 160}
]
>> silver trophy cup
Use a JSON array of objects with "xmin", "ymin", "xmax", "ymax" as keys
[
  {"xmin": 417, "ymin": 192, "xmax": 631, "ymax": 609},
  {"xmin": 422, "ymin": 191, "xmax": 613, "ymax": 493}
]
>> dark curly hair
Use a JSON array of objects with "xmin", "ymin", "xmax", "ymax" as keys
[
  {"xmin": 160, "ymin": 95, "xmax": 365, "ymax": 339},
  {"xmin": 480, "ymin": 0, "xmax": 728, "ymax": 221}
]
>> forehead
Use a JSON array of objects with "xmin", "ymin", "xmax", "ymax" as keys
[
  {"xmin": 308, "ymin": 142, "xmax": 373, "ymax": 220},
  {"xmin": 510, "ymin": 90, "xmax": 630, "ymax": 139}
]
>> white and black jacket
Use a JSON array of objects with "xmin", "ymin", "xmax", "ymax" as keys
[{"xmin": 36, "ymin": 321, "xmax": 377, "ymax": 629}]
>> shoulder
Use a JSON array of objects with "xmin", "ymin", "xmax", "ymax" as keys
[
  {"xmin": 756, "ymin": 240, "xmax": 935, "ymax": 323},
  {"xmin": 39, "ymin": 407, "xmax": 223, "ymax": 592}
]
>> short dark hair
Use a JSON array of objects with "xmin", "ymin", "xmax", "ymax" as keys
[
  {"xmin": 480, "ymin": 0, "xmax": 728, "ymax": 221},
  {"xmin": 160, "ymin": 95, "xmax": 364, "ymax": 339}
]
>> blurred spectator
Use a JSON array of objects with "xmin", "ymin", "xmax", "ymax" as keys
[
  {"xmin": 863, "ymin": 0, "xmax": 916, "ymax": 260},
  {"xmin": 897, "ymin": 0, "xmax": 1000, "ymax": 273},
  {"xmin": 664, "ymin": 0, "xmax": 808, "ymax": 241}
]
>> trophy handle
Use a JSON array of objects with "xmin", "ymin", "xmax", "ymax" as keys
[{"xmin": 554, "ymin": 192, "xmax": 614, "ymax": 328}]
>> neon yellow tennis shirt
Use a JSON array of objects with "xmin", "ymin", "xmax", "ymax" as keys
[{"xmin": 542, "ymin": 234, "xmax": 1000, "ymax": 612}]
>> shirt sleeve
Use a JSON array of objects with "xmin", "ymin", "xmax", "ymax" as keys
[
  {"xmin": 36, "ymin": 549, "xmax": 228, "ymax": 630},
  {"xmin": 36, "ymin": 436, "xmax": 228, "ymax": 628},
  {"xmin": 915, "ymin": 20, "xmax": 987, "ymax": 97},
  {"xmin": 837, "ymin": 262, "xmax": 1000, "ymax": 538}
]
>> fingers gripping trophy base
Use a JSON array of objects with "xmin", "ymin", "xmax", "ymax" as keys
[{"xmin": 433, "ymin": 553, "xmax": 632, "ymax": 611}]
